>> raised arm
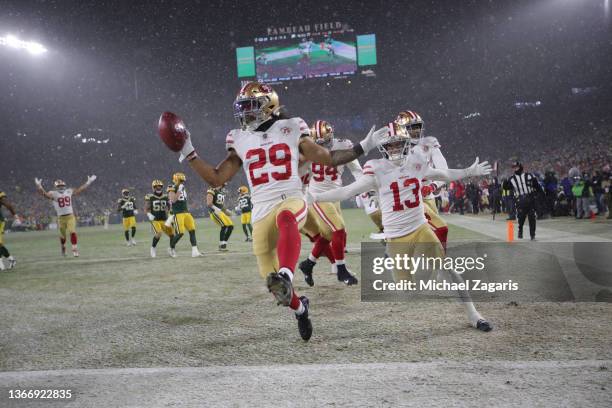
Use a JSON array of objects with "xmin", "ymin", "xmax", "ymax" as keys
[
  {"xmin": 424, "ymin": 157, "xmax": 492, "ymax": 183},
  {"xmin": 311, "ymin": 175, "xmax": 377, "ymax": 203},
  {"xmin": 74, "ymin": 175, "xmax": 96, "ymax": 196},
  {"xmin": 345, "ymin": 159, "xmax": 363, "ymax": 180},
  {"xmin": 299, "ymin": 126, "xmax": 388, "ymax": 167},
  {"xmin": 0, "ymin": 196, "xmax": 16, "ymax": 217},
  {"xmin": 34, "ymin": 178, "xmax": 53, "ymax": 199}
]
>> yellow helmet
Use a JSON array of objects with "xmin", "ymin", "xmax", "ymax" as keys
[
  {"xmin": 152, "ymin": 179, "xmax": 164, "ymax": 192},
  {"xmin": 238, "ymin": 185, "xmax": 249, "ymax": 195},
  {"xmin": 233, "ymin": 82, "xmax": 280, "ymax": 131},
  {"xmin": 172, "ymin": 172, "xmax": 186, "ymax": 185},
  {"xmin": 121, "ymin": 188, "xmax": 130, "ymax": 197},
  {"xmin": 310, "ymin": 120, "xmax": 334, "ymax": 148},
  {"xmin": 395, "ymin": 110, "xmax": 424, "ymax": 144},
  {"xmin": 54, "ymin": 179, "xmax": 66, "ymax": 190}
]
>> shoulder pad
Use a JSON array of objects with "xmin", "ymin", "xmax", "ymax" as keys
[
  {"xmin": 421, "ymin": 136, "xmax": 440, "ymax": 149},
  {"xmin": 363, "ymin": 159, "xmax": 378, "ymax": 176},
  {"xmin": 225, "ymin": 129, "xmax": 239, "ymax": 151},
  {"xmin": 289, "ymin": 117, "xmax": 310, "ymax": 135}
]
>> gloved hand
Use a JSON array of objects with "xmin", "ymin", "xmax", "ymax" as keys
[
  {"xmin": 34, "ymin": 178, "xmax": 42, "ymax": 188},
  {"xmin": 421, "ymin": 185, "xmax": 434, "ymax": 197},
  {"xmin": 359, "ymin": 125, "xmax": 389, "ymax": 154},
  {"xmin": 86, "ymin": 175, "xmax": 97, "ymax": 185},
  {"xmin": 465, "ymin": 157, "xmax": 492, "ymax": 177},
  {"xmin": 147, "ymin": 213, "xmax": 155, "ymax": 222},
  {"xmin": 178, "ymin": 130, "xmax": 195, "ymax": 163}
]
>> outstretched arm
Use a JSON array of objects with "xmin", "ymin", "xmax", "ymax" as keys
[
  {"xmin": 187, "ymin": 151, "xmax": 242, "ymax": 188},
  {"xmin": 424, "ymin": 158, "xmax": 491, "ymax": 183},
  {"xmin": 34, "ymin": 178, "xmax": 53, "ymax": 199},
  {"xmin": 311, "ymin": 175, "xmax": 377, "ymax": 203},
  {"xmin": 74, "ymin": 175, "xmax": 96, "ymax": 196}
]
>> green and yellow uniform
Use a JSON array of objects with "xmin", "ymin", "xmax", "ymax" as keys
[
  {"xmin": 117, "ymin": 196, "xmax": 137, "ymax": 230},
  {"xmin": 0, "ymin": 191, "xmax": 6, "ymax": 245},
  {"xmin": 208, "ymin": 188, "xmax": 233, "ymax": 227},
  {"xmin": 167, "ymin": 183, "xmax": 196, "ymax": 234},
  {"xmin": 238, "ymin": 194, "xmax": 253, "ymax": 225},
  {"xmin": 145, "ymin": 192, "xmax": 173, "ymax": 236}
]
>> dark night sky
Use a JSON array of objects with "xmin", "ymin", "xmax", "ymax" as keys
[{"xmin": 1, "ymin": 0, "xmax": 611, "ymax": 185}]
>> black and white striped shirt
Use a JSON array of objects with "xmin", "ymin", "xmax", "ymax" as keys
[{"xmin": 508, "ymin": 172, "xmax": 539, "ymax": 197}]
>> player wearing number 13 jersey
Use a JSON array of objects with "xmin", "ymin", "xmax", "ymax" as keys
[
  {"xmin": 310, "ymin": 122, "xmax": 494, "ymax": 332},
  {"xmin": 34, "ymin": 175, "xmax": 96, "ymax": 257},
  {"xmin": 160, "ymin": 81, "xmax": 387, "ymax": 341}
]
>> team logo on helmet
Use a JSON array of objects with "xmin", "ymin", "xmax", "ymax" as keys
[
  {"xmin": 233, "ymin": 82, "xmax": 280, "ymax": 131},
  {"xmin": 395, "ymin": 110, "xmax": 424, "ymax": 145},
  {"xmin": 377, "ymin": 122, "xmax": 411, "ymax": 163},
  {"xmin": 309, "ymin": 120, "xmax": 334, "ymax": 148}
]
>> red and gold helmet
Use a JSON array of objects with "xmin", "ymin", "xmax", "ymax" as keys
[
  {"xmin": 377, "ymin": 122, "xmax": 410, "ymax": 163},
  {"xmin": 233, "ymin": 82, "xmax": 280, "ymax": 131},
  {"xmin": 395, "ymin": 110, "xmax": 424, "ymax": 144},
  {"xmin": 309, "ymin": 120, "xmax": 334, "ymax": 148},
  {"xmin": 54, "ymin": 179, "xmax": 66, "ymax": 191}
]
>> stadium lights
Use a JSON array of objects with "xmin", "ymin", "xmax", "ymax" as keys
[{"xmin": 0, "ymin": 34, "xmax": 47, "ymax": 56}]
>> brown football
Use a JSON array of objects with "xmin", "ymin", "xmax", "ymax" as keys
[{"xmin": 158, "ymin": 111, "xmax": 188, "ymax": 152}]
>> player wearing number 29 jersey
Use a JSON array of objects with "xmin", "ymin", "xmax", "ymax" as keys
[
  {"xmin": 34, "ymin": 176, "xmax": 96, "ymax": 257},
  {"xmin": 159, "ymin": 81, "xmax": 388, "ymax": 341},
  {"xmin": 310, "ymin": 121, "xmax": 494, "ymax": 332}
]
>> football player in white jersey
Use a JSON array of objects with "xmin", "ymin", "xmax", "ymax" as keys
[
  {"xmin": 299, "ymin": 120, "xmax": 362, "ymax": 287},
  {"xmin": 34, "ymin": 176, "xmax": 96, "ymax": 257},
  {"xmin": 309, "ymin": 123, "xmax": 494, "ymax": 332},
  {"xmin": 159, "ymin": 81, "xmax": 386, "ymax": 341},
  {"xmin": 396, "ymin": 111, "xmax": 450, "ymax": 251}
]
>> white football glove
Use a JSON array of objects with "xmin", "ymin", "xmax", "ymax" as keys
[
  {"xmin": 177, "ymin": 183, "xmax": 185, "ymax": 193},
  {"xmin": 86, "ymin": 175, "xmax": 97, "ymax": 185},
  {"xmin": 465, "ymin": 157, "xmax": 492, "ymax": 177},
  {"xmin": 146, "ymin": 212, "xmax": 155, "ymax": 222},
  {"xmin": 133, "ymin": 209, "xmax": 139, "ymax": 215},
  {"xmin": 178, "ymin": 130, "xmax": 195, "ymax": 163},
  {"xmin": 165, "ymin": 214, "xmax": 175, "ymax": 227},
  {"xmin": 359, "ymin": 125, "xmax": 389, "ymax": 155},
  {"xmin": 34, "ymin": 178, "xmax": 42, "ymax": 187}
]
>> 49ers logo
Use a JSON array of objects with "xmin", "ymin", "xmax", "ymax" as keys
[{"xmin": 281, "ymin": 127, "xmax": 291, "ymax": 134}]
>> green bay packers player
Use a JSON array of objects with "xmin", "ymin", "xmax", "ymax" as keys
[
  {"xmin": 166, "ymin": 172, "xmax": 202, "ymax": 258},
  {"xmin": 396, "ymin": 111, "xmax": 449, "ymax": 251},
  {"xmin": 299, "ymin": 120, "xmax": 362, "ymax": 286},
  {"xmin": 117, "ymin": 188, "xmax": 138, "ymax": 246},
  {"xmin": 145, "ymin": 180, "xmax": 174, "ymax": 258},
  {"xmin": 34, "ymin": 176, "xmax": 96, "ymax": 257},
  {"xmin": 0, "ymin": 190, "xmax": 18, "ymax": 270},
  {"xmin": 160, "ymin": 81, "xmax": 386, "ymax": 341},
  {"xmin": 206, "ymin": 184, "xmax": 233, "ymax": 251},
  {"xmin": 237, "ymin": 185, "xmax": 253, "ymax": 242},
  {"xmin": 310, "ymin": 122, "xmax": 493, "ymax": 332}
]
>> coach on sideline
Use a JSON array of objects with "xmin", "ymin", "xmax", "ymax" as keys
[{"xmin": 508, "ymin": 161, "xmax": 543, "ymax": 240}]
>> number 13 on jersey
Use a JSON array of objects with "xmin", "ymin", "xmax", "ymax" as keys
[{"xmin": 389, "ymin": 177, "xmax": 420, "ymax": 211}]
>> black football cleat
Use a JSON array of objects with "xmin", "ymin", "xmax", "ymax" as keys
[
  {"xmin": 476, "ymin": 319, "xmax": 493, "ymax": 332},
  {"xmin": 295, "ymin": 296, "xmax": 313, "ymax": 341},
  {"xmin": 518, "ymin": 231, "xmax": 523, "ymax": 239},
  {"xmin": 336, "ymin": 264, "xmax": 358, "ymax": 286},
  {"xmin": 266, "ymin": 272, "xmax": 293, "ymax": 306},
  {"xmin": 299, "ymin": 259, "xmax": 316, "ymax": 287}
]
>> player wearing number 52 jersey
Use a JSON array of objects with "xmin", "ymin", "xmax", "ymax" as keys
[
  {"xmin": 117, "ymin": 189, "xmax": 138, "ymax": 246},
  {"xmin": 34, "ymin": 176, "xmax": 96, "ymax": 257},
  {"xmin": 166, "ymin": 172, "xmax": 202, "ymax": 258},
  {"xmin": 145, "ymin": 180, "xmax": 174, "ymax": 258},
  {"xmin": 310, "ymin": 122, "xmax": 494, "ymax": 332},
  {"xmin": 299, "ymin": 120, "xmax": 362, "ymax": 287},
  {"xmin": 159, "ymin": 81, "xmax": 387, "ymax": 341}
]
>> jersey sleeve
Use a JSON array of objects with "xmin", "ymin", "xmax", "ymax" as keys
[
  {"xmin": 293, "ymin": 117, "xmax": 310, "ymax": 137},
  {"xmin": 362, "ymin": 160, "xmax": 376, "ymax": 177},
  {"xmin": 225, "ymin": 129, "xmax": 237, "ymax": 151}
]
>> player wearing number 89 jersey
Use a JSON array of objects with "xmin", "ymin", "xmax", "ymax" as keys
[
  {"xmin": 159, "ymin": 81, "xmax": 387, "ymax": 341},
  {"xmin": 34, "ymin": 175, "xmax": 96, "ymax": 257},
  {"xmin": 310, "ymin": 122, "xmax": 494, "ymax": 332}
]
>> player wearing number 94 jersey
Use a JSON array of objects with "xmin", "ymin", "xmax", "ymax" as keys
[
  {"xmin": 34, "ymin": 175, "xmax": 96, "ymax": 257},
  {"xmin": 309, "ymin": 122, "xmax": 494, "ymax": 332},
  {"xmin": 158, "ymin": 81, "xmax": 388, "ymax": 341}
]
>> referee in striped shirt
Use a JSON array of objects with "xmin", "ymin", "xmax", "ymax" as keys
[{"xmin": 508, "ymin": 161, "xmax": 542, "ymax": 240}]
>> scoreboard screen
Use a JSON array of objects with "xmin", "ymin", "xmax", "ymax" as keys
[{"xmin": 236, "ymin": 25, "xmax": 376, "ymax": 83}]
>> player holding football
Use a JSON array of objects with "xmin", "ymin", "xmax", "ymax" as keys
[
  {"xmin": 396, "ymin": 111, "xmax": 450, "ymax": 251},
  {"xmin": 34, "ymin": 176, "xmax": 96, "ymax": 257},
  {"xmin": 158, "ymin": 81, "xmax": 386, "ymax": 341},
  {"xmin": 0, "ymin": 190, "xmax": 18, "ymax": 270},
  {"xmin": 117, "ymin": 188, "xmax": 138, "ymax": 246},
  {"xmin": 145, "ymin": 180, "xmax": 174, "ymax": 258},
  {"xmin": 309, "ymin": 123, "xmax": 493, "ymax": 332},
  {"xmin": 166, "ymin": 172, "xmax": 203, "ymax": 258},
  {"xmin": 237, "ymin": 185, "xmax": 253, "ymax": 242},
  {"xmin": 299, "ymin": 120, "xmax": 362, "ymax": 286},
  {"xmin": 206, "ymin": 184, "xmax": 233, "ymax": 251}
]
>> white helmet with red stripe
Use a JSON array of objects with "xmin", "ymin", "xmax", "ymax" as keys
[
  {"xmin": 377, "ymin": 122, "xmax": 410, "ymax": 164},
  {"xmin": 309, "ymin": 120, "xmax": 334, "ymax": 148},
  {"xmin": 395, "ymin": 110, "xmax": 424, "ymax": 145}
]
